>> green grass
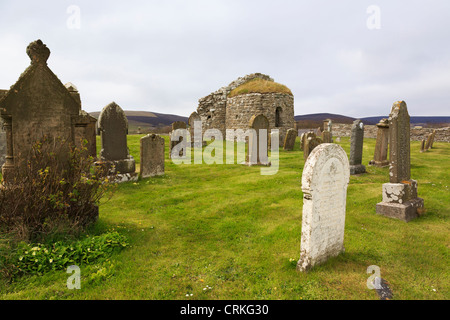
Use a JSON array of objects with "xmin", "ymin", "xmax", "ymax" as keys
[{"xmin": 0, "ymin": 136, "xmax": 449, "ymax": 300}]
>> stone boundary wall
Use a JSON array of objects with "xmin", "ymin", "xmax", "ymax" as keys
[{"xmin": 332, "ymin": 123, "xmax": 450, "ymax": 142}]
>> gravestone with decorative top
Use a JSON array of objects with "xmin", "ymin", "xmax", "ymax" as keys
[{"xmin": 376, "ymin": 101, "xmax": 424, "ymax": 222}]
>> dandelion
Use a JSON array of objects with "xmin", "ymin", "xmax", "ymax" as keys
[{"xmin": 49, "ymin": 259, "xmax": 53, "ymax": 263}]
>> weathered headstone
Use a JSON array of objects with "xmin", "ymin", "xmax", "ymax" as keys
[
  {"xmin": 140, "ymin": 134, "xmax": 165, "ymax": 178},
  {"xmin": 335, "ymin": 136, "xmax": 341, "ymax": 143},
  {"xmin": 299, "ymin": 132, "xmax": 306, "ymax": 151},
  {"xmin": 376, "ymin": 101, "xmax": 424, "ymax": 222},
  {"xmin": 322, "ymin": 130, "xmax": 333, "ymax": 143},
  {"xmin": 247, "ymin": 114, "xmax": 269, "ymax": 165},
  {"xmin": 420, "ymin": 139, "xmax": 426, "ymax": 153},
  {"xmin": 303, "ymin": 131, "xmax": 322, "ymax": 161},
  {"xmin": 283, "ymin": 128, "xmax": 297, "ymax": 151},
  {"xmin": 297, "ymin": 143, "xmax": 350, "ymax": 272},
  {"xmin": 0, "ymin": 39, "xmax": 96, "ymax": 183},
  {"xmin": 97, "ymin": 102, "xmax": 137, "ymax": 182},
  {"xmin": 169, "ymin": 121, "xmax": 187, "ymax": 159},
  {"xmin": 188, "ymin": 112, "xmax": 202, "ymax": 148},
  {"xmin": 369, "ymin": 118, "xmax": 389, "ymax": 167},
  {"xmin": 424, "ymin": 132, "xmax": 433, "ymax": 151},
  {"xmin": 349, "ymin": 120, "xmax": 366, "ymax": 175},
  {"xmin": 0, "ymin": 125, "xmax": 5, "ymax": 169},
  {"xmin": 430, "ymin": 130, "xmax": 436, "ymax": 148}
]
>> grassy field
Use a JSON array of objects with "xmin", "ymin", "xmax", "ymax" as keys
[{"xmin": 0, "ymin": 135, "xmax": 449, "ymax": 300}]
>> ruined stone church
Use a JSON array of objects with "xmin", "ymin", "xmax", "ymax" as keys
[{"xmin": 189, "ymin": 73, "xmax": 295, "ymax": 144}]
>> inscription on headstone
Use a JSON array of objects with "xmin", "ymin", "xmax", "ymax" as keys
[
  {"xmin": 297, "ymin": 143, "xmax": 350, "ymax": 272},
  {"xmin": 140, "ymin": 134, "xmax": 165, "ymax": 178}
]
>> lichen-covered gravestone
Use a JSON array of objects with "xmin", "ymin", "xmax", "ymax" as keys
[
  {"xmin": 169, "ymin": 121, "xmax": 187, "ymax": 159},
  {"xmin": 283, "ymin": 128, "xmax": 297, "ymax": 151},
  {"xmin": 247, "ymin": 114, "xmax": 269, "ymax": 165},
  {"xmin": 369, "ymin": 118, "xmax": 389, "ymax": 167},
  {"xmin": 349, "ymin": 120, "xmax": 366, "ymax": 175},
  {"xmin": 0, "ymin": 125, "xmax": 5, "ymax": 168},
  {"xmin": 303, "ymin": 131, "xmax": 322, "ymax": 161},
  {"xmin": 140, "ymin": 134, "xmax": 165, "ymax": 178},
  {"xmin": 97, "ymin": 102, "xmax": 137, "ymax": 182},
  {"xmin": 297, "ymin": 143, "xmax": 350, "ymax": 272},
  {"xmin": 376, "ymin": 101, "xmax": 424, "ymax": 222}
]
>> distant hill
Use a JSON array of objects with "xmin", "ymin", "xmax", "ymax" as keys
[
  {"xmin": 360, "ymin": 116, "xmax": 450, "ymax": 126},
  {"xmin": 295, "ymin": 113, "xmax": 450, "ymax": 128},
  {"xmin": 90, "ymin": 110, "xmax": 188, "ymax": 134}
]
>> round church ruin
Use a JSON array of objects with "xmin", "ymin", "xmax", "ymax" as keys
[{"xmin": 191, "ymin": 73, "xmax": 295, "ymax": 144}]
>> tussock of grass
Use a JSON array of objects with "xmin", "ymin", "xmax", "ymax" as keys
[{"xmin": 228, "ymin": 78, "xmax": 293, "ymax": 98}]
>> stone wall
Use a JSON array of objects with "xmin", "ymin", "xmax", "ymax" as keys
[
  {"xmin": 226, "ymin": 93, "xmax": 294, "ymax": 143},
  {"xmin": 332, "ymin": 123, "xmax": 450, "ymax": 142}
]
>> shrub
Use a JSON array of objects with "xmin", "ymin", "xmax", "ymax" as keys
[{"xmin": 0, "ymin": 136, "xmax": 115, "ymax": 243}]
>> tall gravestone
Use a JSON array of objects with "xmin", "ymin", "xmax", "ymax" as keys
[
  {"xmin": 303, "ymin": 131, "xmax": 322, "ymax": 161},
  {"xmin": 0, "ymin": 39, "xmax": 96, "ymax": 183},
  {"xmin": 369, "ymin": 118, "xmax": 389, "ymax": 167},
  {"xmin": 169, "ymin": 121, "xmax": 187, "ymax": 159},
  {"xmin": 283, "ymin": 128, "xmax": 297, "ymax": 151},
  {"xmin": 247, "ymin": 114, "xmax": 269, "ymax": 165},
  {"xmin": 97, "ymin": 102, "xmax": 137, "ymax": 182},
  {"xmin": 420, "ymin": 139, "xmax": 426, "ymax": 153},
  {"xmin": 297, "ymin": 143, "xmax": 350, "ymax": 272},
  {"xmin": 140, "ymin": 134, "xmax": 165, "ymax": 178},
  {"xmin": 430, "ymin": 130, "xmax": 436, "ymax": 148},
  {"xmin": 376, "ymin": 101, "xmax": 424, "ymax": 222},
  {"xmin": 349, "ymin": 120, "xmax": 366, "ymax": 175},
  {"xmin": 188, "ymin": 112, "xmax": 202, "ymax": 148}
]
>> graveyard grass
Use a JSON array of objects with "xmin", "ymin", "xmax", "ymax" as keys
[{"xmin": 0, "ymin": 136, "xmax": 449, "ymax": 300}]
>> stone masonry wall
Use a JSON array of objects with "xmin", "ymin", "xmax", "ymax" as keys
[
  {"xmin": 226, "ymin": 93, "xmax": 294, "ymax": 144},
  {"xmin": 332, "ymin": 123, "xmax": 450, "ymax": 142}
]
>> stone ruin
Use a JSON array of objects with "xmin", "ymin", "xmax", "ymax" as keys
[
  {"xmin": 96, "ymin": 102, "xmax": 137, "ymax": 182},
  {"xmin": 140, "ymin": 134, "xmax": 165, "ymax": 178},
  {"xmin": 376, "ymin": 101, "xmax": 424, "ymax": 222},
  {"xmin": 193, "ymin": 73, "xmax": 295, "ymax": 145},
  {"xmin": 0, "ymin": 39, "xmax": 97, "ymax": 183},
  {"xmin": 297, "ymin": 143, "xmax": 350, "ymax": 272}
]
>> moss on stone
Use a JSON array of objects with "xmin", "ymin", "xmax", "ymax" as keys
[{"xmin": 228, "ymin": 78, "xmax": 293, "ymax": 98}]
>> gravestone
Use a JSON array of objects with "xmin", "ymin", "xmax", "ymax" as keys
[
  {"xmin": 349, "ymin": 120, "xmax": 366, "ymax": 175},
  {"xmin": 376, "ymin": 101, "xmax": 424, "ymax": 222},
  {"xmin": 420, "ymin": 139, "xmax": 426, "ymax": 153},
  {"xmin": 297, "ymin": 143, "xmax": 350, "ymax": 272},
  {"xmin": 0, "ymin": 125, "xmax": 5, "ymax": 168},
  {"xmin": 430, "ymin": 130, "xmax": 436, "ymax": 148},
  {"xmin": 169, "ymin": 121, "xmax": 187, "ymax": 158},
  {"xmin": 283, "ymin": 128, "xmax": 297, "ymax": 151},
  {"xmin": 299, "ymin": 132, "xmax": 306, "ymax": 151},
  {"xmin": 322, "ymin": 130, "xmax": 332, "ymax": 143},
  {"xmin": 140, "ymin": 134, "xmax": 165, "ymax": 178},
  {"xmin": 369, "ymin": 118, "xmax": 389, "ymax": 167},
  {"xmin": 188, "ymin": 112, "xmax": 202, "ymax": 148},
  {"xmin": 424, "ymin": 132, "xmax": 433, "ymax": 151},
  {"xmin": 303, "ymin": 131, "xmax": 322, "ymax": 161},
  {"xmin": 247, "ymin": 114, "xmax": 269, "ymax": 165},
  {"xmin": 0, "ymin": 39, "xmax": 97, "ymax": 183},
  {"xmin": 97, "ymin": 102, "xmax": 137, "ymax": 182}
]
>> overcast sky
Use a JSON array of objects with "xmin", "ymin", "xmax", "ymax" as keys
[{"xmin": 0, "ymin": 1, "xmax": 449, "ymax": 117}]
